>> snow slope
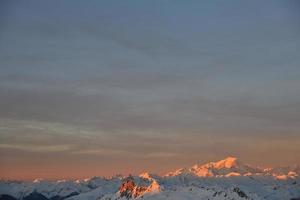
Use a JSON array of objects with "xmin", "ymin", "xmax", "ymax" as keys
[{"xmin": 166, "ymin": 157, "xmax": 299, "ymax": 179}]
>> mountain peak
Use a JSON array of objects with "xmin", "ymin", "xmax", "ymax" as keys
[
  {"xmin": 214, "ymin": 157, "xmax": 240, "ymax": 169},
  {"xmin": 168, "ymin": 156, "xmax": 263, "ymax": 177},
  {"xmin": 139, "ymin": 172, "xmax": 151, "ymax": 179},
  {"xmin": 224, "ymin": 156, "xmax": 238, "ymax": 161}
]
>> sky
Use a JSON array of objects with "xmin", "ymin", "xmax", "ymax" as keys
[{"xmin": 0, "ymin": 0, "xmax": 300, "ymax": 180}]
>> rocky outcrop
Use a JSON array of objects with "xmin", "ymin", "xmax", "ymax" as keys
[{"xmin": 119, "ymin": 176, "xmax": 160, "ymax": 199}]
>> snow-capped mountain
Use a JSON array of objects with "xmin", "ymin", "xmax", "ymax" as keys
[
  {"xmin": 166, "ymin": 157, "xmax": 299, "ymax": 179},
  {"xmin": 1, "ymin": 157, "xmax": 299, "ymax": 200}
]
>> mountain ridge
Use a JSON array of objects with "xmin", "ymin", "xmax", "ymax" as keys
[
  {"xmin": 166, "ymin": 156, "xmax": 299, "ymax": 179},
  {"xmin": 1, "ymin": 157, "xmax": 300, "ymax": 200}
]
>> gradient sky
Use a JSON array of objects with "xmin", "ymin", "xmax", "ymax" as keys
[{"xmin": 0, "ymin": 0, "xmax": 300, "ymax": 180}]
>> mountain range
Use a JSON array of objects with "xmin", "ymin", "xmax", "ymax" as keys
[
  {"xmin": 166, "ymin": 157, "xmax": 300, "ymax": 179},
  {"xmin": 1, "ymin": 157, "xmax": 299, "ymax": 200}
]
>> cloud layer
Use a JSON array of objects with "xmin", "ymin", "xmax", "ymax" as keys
[{"xmin": 0, "ymin": 0, "xmax": 300, "ymax": 179}]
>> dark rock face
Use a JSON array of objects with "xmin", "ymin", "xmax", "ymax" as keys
[
  {"xmin": 119, "ymin": 177, "xmax": 148, "ymax": 199},
  {"xmin": 50, "ymin": 192, "xmax": 79, "ymax": 200},
  {"xmin": 119, "ymin": 178, "xmax": 136, "ymax": 199},
  {"xmin": 23, "ymin": 192, "xmax": 48, "ymax": 200},
  {"xmin": 0, "ymin": 195, "xmax": 17, "ymax": 200},
  {"xmin": 232, "ymin": 187, "xmax": 248, "ymax": 199},
  {"xmin": 132, "ymin": 186, "xmax": 147, "ymax": 198},
  {"xmin": 0, "ymin": 192, "xmax": 78, "ymax": 200}
]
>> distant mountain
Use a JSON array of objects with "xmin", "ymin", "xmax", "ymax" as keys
[{"xmin": 166, "ymin": 157, "xmax": 299, "ymax": 179}]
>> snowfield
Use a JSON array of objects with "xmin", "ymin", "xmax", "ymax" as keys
[{"xmin": 1, "ymin": 157, "xmax": 299, "ymax": 200}]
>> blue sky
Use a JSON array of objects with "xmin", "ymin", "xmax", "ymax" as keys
[{"xmin": 0, "ymin": 0, "xmax": 300, "ymax": 179}]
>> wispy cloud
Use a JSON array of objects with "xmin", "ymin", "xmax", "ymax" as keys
[
  {"xmin": 70, "ymin": 148, "xmax": 132, "ymax": 156},
  {"xmin": 0, "ymin": 143, "xmax": 72, "ymax": 153},
  {"xmin": 144, "ymin": 152, "xmax": 181, "ymax": 158},
  {"xmin": 70, "ymin": 148, "xmax": 180, "ymax": 158}
]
